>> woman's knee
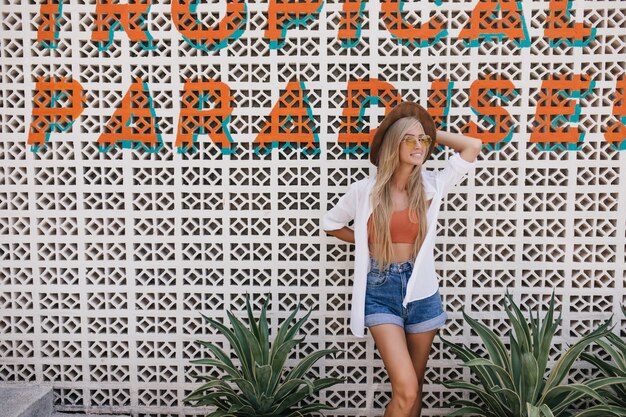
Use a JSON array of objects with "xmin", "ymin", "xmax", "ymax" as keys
[{"xmin": 392, "ymin": 380, "xmax": 420, "ymax": 409}]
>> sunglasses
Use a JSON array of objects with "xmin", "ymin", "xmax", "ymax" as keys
[{"xmin": 401, "ymin": 135, "xmax": 433, "ymax": 148}]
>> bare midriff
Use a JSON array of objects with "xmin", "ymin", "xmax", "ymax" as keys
[
  {"xmin": 368, "ymin": 199, "xmax": 431, "ymax": 264},
  {"xmin": 368, "ymin": 242, "xmax": 416, "ymax": 263}
]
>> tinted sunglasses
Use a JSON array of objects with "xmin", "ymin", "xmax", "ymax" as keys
[{"xmin": 401, "ymin": 135, "xmax": 433, "ymax": 148}]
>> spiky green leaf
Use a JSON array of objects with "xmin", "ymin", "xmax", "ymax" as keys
[
  {"xmin": 504, "ymin": 291, "xmax": 532, "ymax": 353},
  {"xmin": 285, "ymin": 348, "xmax": 340, "ymax": 381},
  {"xmin": 544, "ymin": 318, "xmax": 613, "ymax": 392},
  {"xmin": 463, "ymin": 309, "xmax": 510, "ymax": 372},
  {"xmin": 571, "ymin": 405, "xmax": 626, "ymax": 417}
]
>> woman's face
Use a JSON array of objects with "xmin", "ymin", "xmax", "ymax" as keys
[{"xmin": 398, "ymin": 123, "xmax": 430, "ymax": 167}]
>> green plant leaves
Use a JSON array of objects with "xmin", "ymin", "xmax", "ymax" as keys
[
  {"xmin": 570, "ymin": 405, "xmax": 626, "ymax": 417},
  {"xmin": 246, "ymin": 294, "xmax": 270, "ymax": 365},
  {"xmin": 207, "ymin": 410, "xmax": 237, "ymax": 417},
  {"xmin": 462, "ymin": 309, "xmax": 510, "ymax": 372},
  {"xmin": 283, "ymin": 403, "xmax": 336, "ymax": 417},
  {"xmin": 504, "ymin": 290, "xmax": 532, "ymax": 354},
  {"xmin": 535, "ymin": 289, "xmax": 561, "ymax": 383},
  {"xmin": 543, "ymin": 318, "xmax": 613, "ymax": 393},
  {"xmin": 464, "ymin": 358, "xmax": 515, "ymax": 391},
  {"xmin": 580, "ymin": 325, "xmax": 626, "ymax": 409},
  {"xmin": 274, "ymin": 378, "xmax": 312, "ymax": 401},
  {"xmin": 186, "ymin": 293, "xmax": 343, "ymax": 416},
  {"xmin": 542, "ymin": 383, "xmax": 607, "ymax": 411},
  {"xmin": 439, "ymin": 335, "xmax": 499, "ymax": 389},
  {"xmin": 285, "ymin": 348, "xmax": 341, "ymax": 381},
  {"xmin": 527, "ymin": 403, "xmax": 556, "ymax": 417},
  {"xmin": 440, "ymin": 289, "xmax": 623, "ymax": 417},
  {"xmin": 253, "ymin": 364, "xmax": 273, "ymax": 397},
  {"xmin": 441, "ymin": 379, "xmax": 511, "ymax": 416},
  {"xmin": 520, "ymin": 352, "xmax": 540, "ymax": 406}
]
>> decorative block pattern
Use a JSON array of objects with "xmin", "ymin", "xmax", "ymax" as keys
[{"xmin": 1, "ymin": 1, "xmax": 625, "ymax": 416}]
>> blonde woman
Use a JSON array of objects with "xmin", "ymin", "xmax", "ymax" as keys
[{"xmin": 322, "ymin": 101, "xmax": 482, "ymax": 416}]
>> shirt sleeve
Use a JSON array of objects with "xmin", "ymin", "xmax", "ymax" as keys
[
  {"xmin": 434, "ymin": 151, "xmax": 476, "ymax": 195},
  {"xmin": 322, "ymin": 181, "xmax": 359, "ymax": 231}
]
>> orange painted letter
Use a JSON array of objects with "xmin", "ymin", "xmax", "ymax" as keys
[
  {"xmin": 98, "ymin": 76, "xmax": 163, "ymax": 152},
  {"xmin": 459, "ymin": 0, "xmax": 530, "ymax": 47},
  {"xmin": 254, "ymin": 80, "xmax": 318, "ymax": 154},
  {"xmin": 265, "ymin": 0, "xmax": 324, "ymax": 49},
  {"xmin": 28, "ymin": 75, "xmax": 86, "ymax": 151},
  {"xmin": 92, "ymin": 0, "xmax": 154, "ymax": 49},
  {"xmin": 176, "ymin": 78, "xmax": 234, "ymax": 153},
  {"xmin": 338, "ymin": 79, "xmax": 401, "ymax": 150},
  {"xmin": 463, "ymin": 73, "xmax": 517, "ymax": 149},
  {"xmin": 605, "ymin": 74, "xmax": 626, "ymax": 150},
  {"xmin": 380, "ymin": 0, "xmax": 447, "ymax": 47},
  {"xmin": 171, "ymin": 0, "xmax": 247, "ymax": 52},
  {"xmin": 544, "ymin": 0, "xmax": 595, "ymax": 47},
  {"xmin": 529, "ymin": 73, "xmax": 594, "ymax": 151}
]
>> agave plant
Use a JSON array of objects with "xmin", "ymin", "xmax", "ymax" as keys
[
  {"xmin": 580, "ymin": 305, "xmax": 626, "ymax": 409},
  {"xmin": 184, "ymin": 294, "xmax": 344, "ymax": 417},
  {"xmin": 436, "ymin": 290, "xmax": 626, "ymax": 417}
]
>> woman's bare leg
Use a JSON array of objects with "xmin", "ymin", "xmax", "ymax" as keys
[
  {"xmin": 405, "ymin": 328, "xmax": 438, "ymax": 417},
  {"xmin": 368, "ymin": 324, "xmax": 419, "ymax": 417}
]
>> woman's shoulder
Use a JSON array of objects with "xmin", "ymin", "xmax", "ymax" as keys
[{"xmin": 420, "ymin": 168, "xmax": 437, "ymax": 189}]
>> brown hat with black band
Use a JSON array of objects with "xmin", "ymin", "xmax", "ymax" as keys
[{"xmin": 369, "ymin": 101, "xmax": 437, "ymax": 167}]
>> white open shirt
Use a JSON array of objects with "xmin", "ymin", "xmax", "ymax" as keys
[{"xmin": 322, "ymin": 152, "xmax": 477, "ymax": 337}]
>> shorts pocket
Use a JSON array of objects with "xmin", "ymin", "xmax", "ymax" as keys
[{"xmin": 366, "ymin": 268, "xmax": 389, "ymax": 287}]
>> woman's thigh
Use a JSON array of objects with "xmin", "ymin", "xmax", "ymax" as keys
[
  {"xmin": 405, "ymin": 328, "xmax": 438, "ymax": 386},
  {"xmin": 368, "ymin": 324, "xmax": 418, "ymax": 393}
]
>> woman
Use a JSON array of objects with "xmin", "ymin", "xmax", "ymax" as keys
[{"xmin": 322, "ymin": 101, "xmax": 482, "ymax": 416}]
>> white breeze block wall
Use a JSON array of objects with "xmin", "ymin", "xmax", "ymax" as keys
[{"xmin": 0, "ymin": 0, "xmax": 624, "ymax": 416}]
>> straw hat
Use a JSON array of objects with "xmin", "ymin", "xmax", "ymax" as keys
[{"xmin": 369, "ymin": 101, "xmax": 437, "ymax": 167}]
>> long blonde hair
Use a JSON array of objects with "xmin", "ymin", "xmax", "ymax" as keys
[{"xmin": 369, "ymin": 117, "xmax": 430, "ymax": 271}]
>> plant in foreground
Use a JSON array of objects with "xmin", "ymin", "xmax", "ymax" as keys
[
  {"xmin": 580, "ymin": 305, "xmax": 626, "ymax": 409},
  {"xmin": 184, "ymin": 294, "xmax": 343, "ymax": 417},
  {"xmin": 436, "ymin": 290, "xmax": 626, "ymax": 417}
]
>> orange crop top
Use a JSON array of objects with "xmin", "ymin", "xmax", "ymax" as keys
[{"xmin": 367, "ymin": 208, "xmax": 419, "ymax": 244}]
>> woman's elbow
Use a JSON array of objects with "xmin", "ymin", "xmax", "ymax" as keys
[
  {"xmin": 460, "ymin": 142, "xmax": 482, "ymax": 164},
  {"xmin": 323, "ymin": 227, "xmax": 339, "ymax": 236},
  {"xmin": 321, "ymin": 216, "xmax": 341, "ymax": 234}
]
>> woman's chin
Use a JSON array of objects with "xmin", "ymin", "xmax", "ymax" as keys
[
  {"xmin": 401, "ymin": 160, "xmax": 422, "ymax": 168},
  {"xmin": 410, "ymin": 155, "xmax": 425, "ymax": 164}
]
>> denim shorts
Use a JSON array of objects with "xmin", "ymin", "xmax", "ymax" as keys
[{"xmin": 364, "ymin": 257, "xmax": 447, "ymax": 333}]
